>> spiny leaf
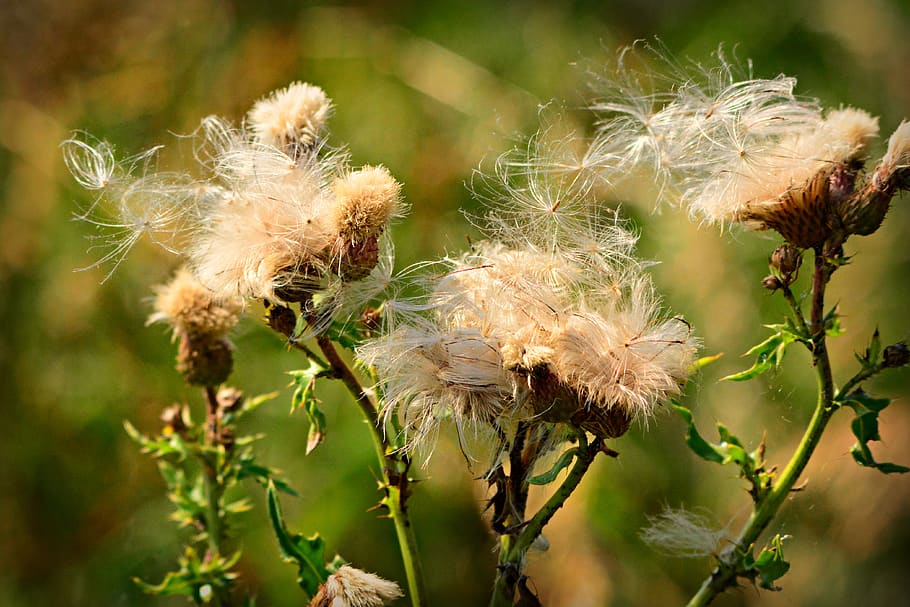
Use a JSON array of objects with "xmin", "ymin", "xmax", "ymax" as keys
[
  {"xmin": 844, "ymin": 391, "xmax": 908, "ymax": 474},
  {"xmin": 689, "ymin": 353, "xmax": 724, "ymax": 373},
  {"xmin": 673, "ymin": 404, "xmax": 724, "ymax": 464},
  {"xmin": 288, "ymin": 362, "xmax": 331, "ymax": 454},
  {"xmin": 750, "ymin": 535, "xmax": 791, "ymax": 590},
  {"xmin": 266, "ymin": 481, "xmax": 335, "ymax": 597},
  {"xmin": 722, "ymin": 324, "xmax": 798, "ymax": 382}
]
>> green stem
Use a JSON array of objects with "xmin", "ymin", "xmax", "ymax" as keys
[
  {"xmin": 202, "ymin": 386, "xmax": 231, "ymax": 607},
  {"xmin": 686, "ymin": 249, "xmax": 837, "ymax": 607},
  {"xmin": 314, "ymin": 336, "xmax": 427, "ymax": 607},
  {"xmin": 490, "ymin": 434, "xmax": 602, "ymax": 607}
]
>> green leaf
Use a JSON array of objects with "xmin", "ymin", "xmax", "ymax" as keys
[
  {"xmin": 845, "ymin": 391, "xmax": 890, "ymax": 413},
  {"xmin": 751, "ymin": 535, "xmax": 791, "ymax": 590},
  {"xmin": 721, "ymin": 325, "xmax": 797, "ymax": 382},
  {"xmin": 288, "ymin": 362, "xmax": 331, "ymax": 454},
  {"xmin": 133, "ymin": 571, "xmax": 195, "ymax": 597},
  {"xmin": 673, "ymin": 404, "xmax": 724, "ymax": 464},
  {"xmin": 844, "ymin": 391, "xmax": 908, "ymax": 474},
  {"xmin": 823, "ymin": 307, "xmax": 845, "ymax": 337},
  {"xmin": 866, "ymin": 328, "xmax": 882, "ymax": 366},
  {"xmin": 528, "ymin": 449, "xmax": 578, "ymax": 485},
  {"xmin": 266, "ymin": 482, "xmax": 337, "ymax": 597},
  {"xmin": 688, "ymin": 353, "xmax": 724, "ymax": 373},
  {"xmin": 851, "ymin": 410, "xmax": 880, "ymax": 444}
]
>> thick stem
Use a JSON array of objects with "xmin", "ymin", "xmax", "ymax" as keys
[
  {"xmin": 490, "ymin": 434, "xmax": 602, "ymax": 607},
  {"xmin": 314, "ymin": 336, "xmax": 427, "ymax": 607},
  {"xmin": 686, "ymin": 250, "xmax": 838, "ymax": 607}
]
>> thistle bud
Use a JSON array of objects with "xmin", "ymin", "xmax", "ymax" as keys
[
  {"xmin": 149, "ymin": 268, "xmax": 242, "ymax": 388},
  {"xmin": 883, "ymin": 342, "xmax": 910, "ymax": 369},
  {"xmin": 762, "ymin": 275, "xmax": 783, "ymax": 291},
  {"xmin": 217, "ymin": 387, "xmax": 244, "ymax": 413},
  {"xmin": 176, "ymin": 333, "xmax": 233, "ymax": 387},
  {"xmin": 838, "ymin": 121, "xmax": 910, "ymax": 237},
  {"xmin": 160, "ymin": 403, "xmax": 191, "ymax": 435},
  {"xmin": 335, "ymin": 235, "xmax": 380, "ymax": 281},
  {"xmin": 769, "ymin": 244, "xmax": 802, "ymax": 285},
  {"xmin": 265, "ymin": 302, "xmax": 297, "ymax": 338},
  {"xmin": 247, "ymin": 82, "xmax": 332, "ymax": 154},
  {"xmin": 519, "ymin": 363, "xmax": 632, "ymax": 439}
]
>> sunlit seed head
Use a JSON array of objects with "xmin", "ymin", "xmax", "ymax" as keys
[
  {"xmin": 551, "ymin": 293, "xmax": 696, "ymax": 420},
  {"xmin": 818, "ymin": 107, "xmax": 879, "ymax": 161},
  {"xmin": 247, "ymin": 82, "xmax": 332, "ymax": 151},
  {"xmin": 358, "ymin": 326, "xmax": 514, "ymax": 455},
  {"xmin": 329, "ymin": 165, "xmax": 403, "ymax": 243},
  {"xmin": 189, "ymin": 169, "xmax": 335, "ymax": 301},
  {"xmin": 149, "ymin": 267, "xmax": 242, "ymax": 339},
  {"xmin": 308, "ymin": 566, "xmax": 402, "ymax": 607},
  {"xmin": 879, "ymin": 120, "xmax": 910, "ymax": 184}
]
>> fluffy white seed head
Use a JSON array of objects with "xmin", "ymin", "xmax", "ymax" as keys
[
  {"xmin": 360, "ymin": 325, "xmax": 514, "ymax": 453},
  {"xmin": 189, "ymin": 171, "xmax": 335, "ymax": 301},
  {"xmin": 308, "ymin": 566, "xmax": 403, "ymax": 607},
  {"xmin": 880, "ymin": 120, "xmax": 910, "ymax": 178},
  {"xmin": 328, "ymin": 165, "xmax": 403, "ymax": 243},
  {"xmin": 149, "ymin": 267, "xmax": 242, "ymax": 339},
  {"xmin": 248, "ymin": 82, "xmax": 332, "ymax": 150}
]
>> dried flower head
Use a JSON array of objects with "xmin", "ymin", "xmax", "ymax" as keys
[
  {"xmin": 329, "ymin": 166, "xmax": 403, "ymax": 243},
  {"xmin": 149, "ymin": 268, "xmax": 242, "ymax": 386},
  {"xmin": 327, "ymin": 166, "xmax": 403, "ymax": 280},
  {"xmin": 308, "ymin": 566, "xmax": 403, "ymax": 607},
  {"xmin": 588, "ymin": 46, "xmax": 908, "ymax": 247},
  {"xmin": 362, "ymin": 221, "xmax": 696, "ymax": 453},
  {"xmin": 149, "ymin": 267, "xmax": 242, "ymax": 338},
  {"xmin": 248, "ymin": 82, "xmax": 332, "ymax": 151},
  {"xmin": 189, "ymin": 160, "xmax": 335, "ymax": 302},
  {"xmin": 359, "ymin": 325, "xmax": 514, "ymax": 453}
]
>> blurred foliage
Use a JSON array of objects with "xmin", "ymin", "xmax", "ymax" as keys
[{"xmin": 1, "ymin": 1, "xmax": 909, "ymax": 606}]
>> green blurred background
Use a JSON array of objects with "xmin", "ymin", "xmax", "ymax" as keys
[{"xmin": 2, "ymin": 1, "xmax": 909, "ymax": 605}]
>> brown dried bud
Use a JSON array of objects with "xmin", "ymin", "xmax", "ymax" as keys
[
  {"xmin": 770, "ymin": 244, "xmax": 802, "ymax": 284},
  {"xmin": 762, "ymin": 275, "xmax": 783, "ymax": 291},
  {"xmin": 739, "ymin": 167, "xmax": 835, "ymax": 249},
  {"xmin": 838, "ymin": 181, "xmax": 894, "ymax": 237},
  {"xmin": 273, "ymin": 266, "xmax": 322, "ymax": 304},
  {"xmin": 522, "ymin": 363, "xmax": 631, "ymax": 439},
  {"xmin": 360, "ymin": 306, "xmax": 382, "ymax": 333},
  {"xmin": 335, "ymin": 235, "xmax": 380, "ymax": 281},
  {"xmin": 160, "ymin": 403, "xmax": 190, "ymax": 435},
  {"xmin": 265, "ymin": 302, "xmax": 297, "ymax": 337},
  {"xmin": 883, "ymin": 342, "xmax": 910, "ymax": 368},
  {"xmin": 217, "ymin": 387, "xmax": 244, "ymax": 412},
  {"xmin": 176, "ymin": 333, "xmax": 233, "ymax": 387}
]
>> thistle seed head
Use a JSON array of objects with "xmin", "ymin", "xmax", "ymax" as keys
[
  {"xmin": 149, "ymin": 267, "xmax": 242, "ymax": 340},
  {"xmin": 307, "ymin": 566, "xmax": 403, "ymax": 607},
  {"xmin": 247, "ymin": 82, "xmax": 332, "ymax": 153}
]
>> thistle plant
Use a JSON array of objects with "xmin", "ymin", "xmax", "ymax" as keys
[{"xmin": 63, "ymin": 44, "xmax": 908, "ymax": 607}]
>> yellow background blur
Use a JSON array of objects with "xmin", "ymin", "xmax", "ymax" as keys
[{"xmin": 1, "ymin": 1, "xmax": 909, "ymax": 605}]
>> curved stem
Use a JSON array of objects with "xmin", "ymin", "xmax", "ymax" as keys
[
  {"xmin": 687, "ymin": 249, "xmax": 838, "ymax": 607},
  {"xmin": 314, "ymin": 335, "xmax": 427, "ymax": 607},
  {"xmin": 490, "ymin": 434, "xmax": 603, "ymax": 607}
]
